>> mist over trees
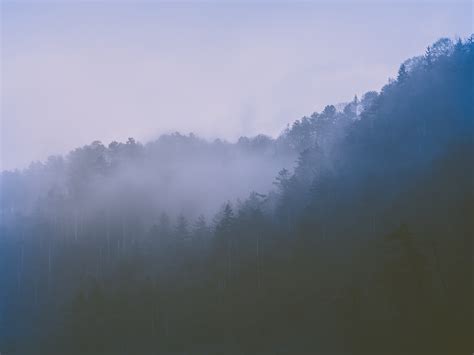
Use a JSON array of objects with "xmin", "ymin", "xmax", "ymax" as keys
[{"xmin": 1, "ymin": 36, "xmax": 473, "ymax": 354}]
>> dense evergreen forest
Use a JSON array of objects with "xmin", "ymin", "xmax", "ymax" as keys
[{"xmin": 1, "ymin": 37, "xmax": 473, "ymax": 354}]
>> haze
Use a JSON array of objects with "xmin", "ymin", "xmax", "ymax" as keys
[{"xmin": 1, "ymin": 0, "xmax": 471, "ymax": 170}]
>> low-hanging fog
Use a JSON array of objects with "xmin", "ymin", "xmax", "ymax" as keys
[{"xmin": 2, "ymin": 133, "xmax": 297, "ymax": 224}]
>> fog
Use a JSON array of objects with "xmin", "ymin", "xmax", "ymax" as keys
[{"xmin": 1, "ymin": 132, "xmax": 300, "ymax": 228}]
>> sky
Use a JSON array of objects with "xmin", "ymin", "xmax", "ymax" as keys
[{"xmin": 1, "ymin": 0, "xmax": 472, "ymax": 171}]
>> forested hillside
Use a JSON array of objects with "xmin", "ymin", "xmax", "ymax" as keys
[{"xmin": 1, "ymin": 37, "xmax": 472, "ymax": 354}]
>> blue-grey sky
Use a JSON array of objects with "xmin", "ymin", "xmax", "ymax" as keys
[{"xmin": 1, "ymin": 0, "xmax": 472, "ymax": 170}]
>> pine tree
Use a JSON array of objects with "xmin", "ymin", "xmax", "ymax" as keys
[{"xmin": 397, "ymin": 63, "xmax": 409, "ymax": 83}]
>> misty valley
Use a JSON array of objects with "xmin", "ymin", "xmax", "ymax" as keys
[{"xmin": 1, "ymin": 37, "xmax": 473, "ymax": 354}]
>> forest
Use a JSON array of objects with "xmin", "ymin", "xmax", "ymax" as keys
[{"xmin": 1, "ymin": 37, "xmax": 473, "ymax": 354}]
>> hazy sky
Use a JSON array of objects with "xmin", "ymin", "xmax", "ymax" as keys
[{"xmin": 1, "ymin": 0, "xmax": 472, "ymax": 170}]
